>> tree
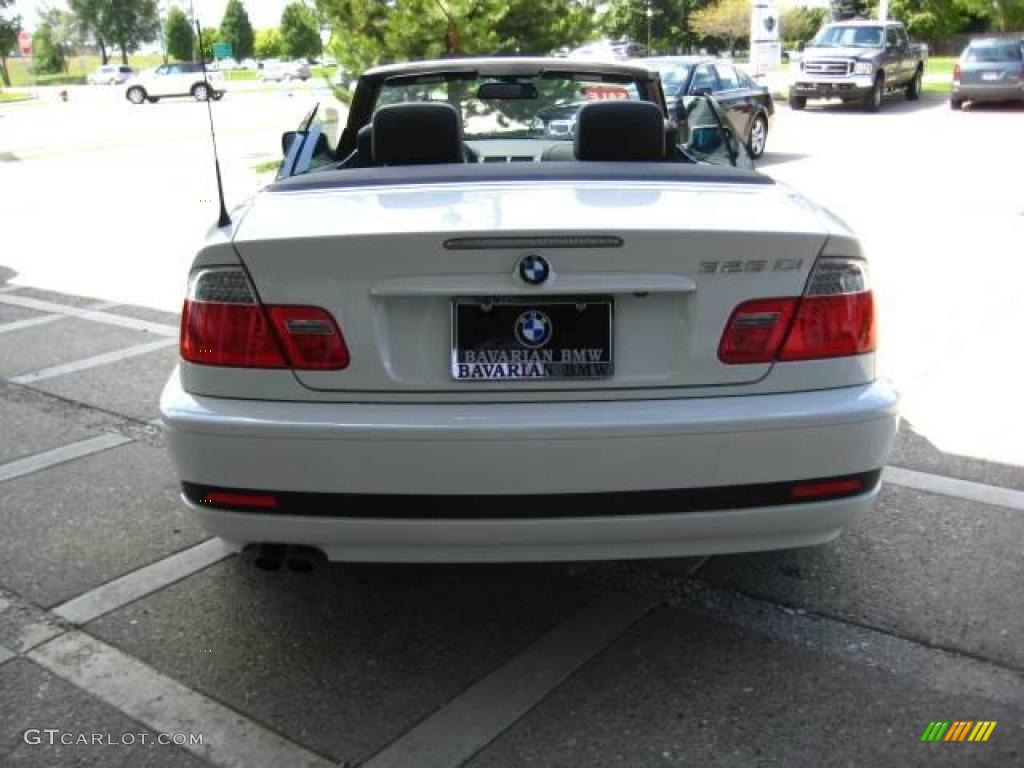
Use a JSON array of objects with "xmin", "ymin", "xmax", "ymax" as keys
[
  {"xmin": 254, "ymin": 27, "xmax": 283, "ymax": 59},
  {"xmin": 0, "ymin": 0, "xmax": 21, "ymax": 87},
  {"xmin": 280, "ymin": 2, "xmax": 320, "ymax": 59},
  {"xmin": 69, "ymin": 0, "xmax": 110, "ymax": 63},
  {"xmin": 164, "ymin": 7, "xmax": 194, "ymax": 61},
  {"xmin": 197, "ymin": 27, "xmax": 221, "ymax": 61},
  {"xmin": 320, "ymin": 0, "xmax": 594, "ymax": 73},
  {"xmin": 691, "ymin": 0, "xmax": 750, "ymax": 55},
  {"xmin": 781, "ymin": 5, "xmax": 827, "ymax": 46},
  {"xmin": 68, "ymin": 0, "xmax": 159, "ymax": 64},
  {"xmin": 220, "ymin": 0, "xmax": 254, "ymax": 58},
  {"xmin": 32, "ymin": 23, "xmax": 67, "ymax": 74},
  {"xmin": 601, "ymin": 0, "xmax": 713, "ymax": 55},
  {"xmin": 889, "ymin": 0, "xmax": 962, "ymax": 43}
]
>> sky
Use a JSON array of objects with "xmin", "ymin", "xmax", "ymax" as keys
[{"xmin": 10, "ymin": 0, "xmax": 293, "ymax": 33}]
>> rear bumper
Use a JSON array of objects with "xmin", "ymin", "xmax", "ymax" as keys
[
  {"xmin": 184, "ymin": 488, "xmax": 881, "ymax": 562},
  {"xmin": 160, "ymin": 370, "xmax": 898, "ymax": 560},
  {"xmin": 953, "ymin": 82, "xmax": 1024, "ymax": 102}
]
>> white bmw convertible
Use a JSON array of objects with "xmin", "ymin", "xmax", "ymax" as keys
[{"xmin": 160, "ymin": 58, "xmax": 898, "ymax": 570}]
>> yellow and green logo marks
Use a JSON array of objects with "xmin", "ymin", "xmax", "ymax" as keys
[{"xmin": 921, "ymin": 721, "xmax": 997, "ymax": 742}]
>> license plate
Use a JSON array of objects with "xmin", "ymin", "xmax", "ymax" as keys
[
  {"xmin": 981, "ymin": 72, "xmax": 1000, "ymax": 81},
  {"xmin": 452, "ymin": 297, "xmax": 613, "ymax": 381}
]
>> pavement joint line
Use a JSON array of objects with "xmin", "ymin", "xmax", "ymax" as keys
[
  {"xmin": 361, "ymin": 589, "xmax": 655, "ymax": 768},
  {"xmin": 0, "ymin": 299, "xmax": 118, "ymax": 335},
  {"xmin": 693, "ymin": 577, "xmax": 1024, "ymax": 677},
  {"xmin": 53, "ymin": 539, "xmax": 232, "ymax": 625},
  {"xmin": 28, "ymin": 631, "xmax": 335, "ymax": 768},
  {"xmin": 883, "ymin": 465, "xmax": 1024, "ymax": 512},
  {"xmin": 0, "ymin": 285, "xmax": 21, "ymax": 294},
  {"xmin": 0, "ymin": 432, "xmax": 133, "ymax": 484},
  {"xmin": 10, "ymin": 337, "xmax": 177, "ymax": 385},
  {"xmin": 0, "ymin": 644, "xmax": 15, "ymax": 666},
  {"xmin": 0, "ymin": 294, "xmax": 178, "ymax": 336}
]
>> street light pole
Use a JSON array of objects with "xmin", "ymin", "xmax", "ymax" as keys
[{"xmin": 646, "ymin": 3, "xmax": 654, "ymax": 55}]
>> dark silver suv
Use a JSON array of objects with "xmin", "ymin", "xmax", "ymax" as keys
[{"xmin": 951, "ymin": 38, "xmax": 1024, "ymax": 109}]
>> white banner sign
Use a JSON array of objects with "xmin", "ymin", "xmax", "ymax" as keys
[{"xmin": 750, "ymin": 1, "xmax": 782, "ymax": 76}]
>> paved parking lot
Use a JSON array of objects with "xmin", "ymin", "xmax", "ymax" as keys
[{"xmin": 1, "ymin": 89, "xmax": 1022, "ymax": 766}]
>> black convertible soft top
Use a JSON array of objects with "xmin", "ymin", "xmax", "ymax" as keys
[{"xmin": 268, "ymin": 162, "xmax": 774, "ymax": 193}]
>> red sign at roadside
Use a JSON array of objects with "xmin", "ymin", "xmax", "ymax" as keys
[{"xmin": 18, "ymin": 30, "xmax": 31, "ymax": 56}]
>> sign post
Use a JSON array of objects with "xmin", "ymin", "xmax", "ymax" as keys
[{"xmin": 750, "ymin": 1, "xmax": 782, "ymax": 77}]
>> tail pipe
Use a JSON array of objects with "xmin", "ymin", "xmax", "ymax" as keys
[{"xmin": 242, "ymin": 543, "xmax": 326, "ymax": 573}]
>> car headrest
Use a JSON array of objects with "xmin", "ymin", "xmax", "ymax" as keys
[
  {"xmin": 372, "ymin": 102, "xmax": 464, "ymax": 166},
  {"xmin": 356, "ymin": 124, "xmax": 373, "ymax": 167},
  {"xmin": 575, "ymin": 101, "xmax": 666, "ymax": 161}
]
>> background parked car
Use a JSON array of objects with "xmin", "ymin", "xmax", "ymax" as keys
[
  {"xmin": 260, "ymin": 60, "xmax": 311, "ymax": 82},
  {"xmin": 951, "ymin": 38, "xmax": 1024, "ymax": 109},
  {"xmin": 567, "ymin": 39, "xmax": 648, "ymax": 60},
  {"xmin": 124, "ymin": 63, "xmax": 225, "ymax": 104},
  {"xmin": 646, "ymin": 56, "xmax": 774, "ymax": 158},
  {"xmin": 87, "ymin": 64, "xmax": 136, "ymax": 85}
]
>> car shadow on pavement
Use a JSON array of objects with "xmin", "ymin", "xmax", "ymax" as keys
[
  {"xmin": 790, "ymin": 94, "xmax": 946, "ymax": 116},
  {"xmin": 754, "ymin": 152, "xmax": 809, "ymax": 168}
]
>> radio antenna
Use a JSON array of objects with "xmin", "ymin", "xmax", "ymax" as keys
[{"xmin": 196, "ymin": 23, "xmax": 231, "ymax": 228}]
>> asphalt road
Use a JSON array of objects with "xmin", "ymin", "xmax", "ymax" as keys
[{"xmin": 1, "ymin": 88, "xmax": 1022, "ymax": 767}]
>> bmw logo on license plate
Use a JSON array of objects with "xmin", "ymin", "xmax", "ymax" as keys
[
  {"xmin": 514, "ymin": 309, "xmax": 552, "ymax": 348},
  {"xmin": 518, "ymin": 254, "xmax": 550, "ymax": 285}
]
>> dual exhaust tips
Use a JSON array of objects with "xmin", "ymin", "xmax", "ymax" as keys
[{"xmin": 242, "ymin": 543, "xmax": 327, "ymax": 573}]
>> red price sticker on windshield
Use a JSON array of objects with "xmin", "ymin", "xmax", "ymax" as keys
[{"xmin": 583, "ymin": 86, "xmax": 629, "ymax": 100}]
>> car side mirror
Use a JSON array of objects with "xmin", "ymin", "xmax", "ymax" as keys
[
  {"xmin": 797, "ymin": 41, "xmax": 805, "ymax": 52},
  {"xmin": 282, "ymin": 131, "xmax": 300, "ymax": 156}
]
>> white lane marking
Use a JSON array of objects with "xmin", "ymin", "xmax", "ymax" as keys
[
  {"xmin": 884, "ymin": 466, "xmax": 1024, "ymax": 512},
  {"xmin": 0, "ymin": 433, "xmax": 132, "ymax": 484},
  {"xmin": 0, "ymin": 294, "xmax": 177, "ymax": 336},
  {"xmin": 29, "ymin": 632, "xmax": 334, "ymax": 768},
  {"xmin": 54, "ymin": 539, "xmax": 232, "ymax": 625},
  {"xmin": 0, "ymin": 644, "xmax": 15, "ymax": 666},
  {"xmin": 363, "ymin": 590, "xmax": 654, "ymax": 768},
  {"xmin": 0, "ymin": 300, "xmax": 119, "ymax": 335},
  {"xmin": 10, "ymin": 338, "xmax": 177, "ymax": 385}
]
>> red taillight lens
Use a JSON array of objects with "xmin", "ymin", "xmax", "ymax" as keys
[
  {"xmin": 953, "ymin": 63, "xmax": 961, "ymax": 82},
  {"xmin": 719, "ymin": 257, "xmax": 875, "ymax": 364},
  {"xmin": 267, "ymin": 306, "xmax": 350, "ymax": 370},
  {"xmin": 202, "ymin": 491, "xmax": 278, "ymax": 509},
  {"xmin": 181, "ymin": 300, "xmax": 288, "ymax": 368},
  {"xmin": 791, "ymin": 478, "xmax": 863, "ymax": 499},
  {"xmin": 778, "ymin": 292, "xmax": 875, "ymax": 360},
  {"xmin": 181, "ymin": 268, "xmax": 349, "ymax": 370},
  {"xmin": 718, "ymin": 298, "xmax": 798, "ymax": 364}
]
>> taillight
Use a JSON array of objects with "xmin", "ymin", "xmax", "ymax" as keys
[
  {"xmin": 719, "ymin": 258, "xmax": 874, "ymax": 364},
  {"xmin": 718, "ymin": 298, "xmax": 798, "ymax": 364},
  {"xmin": 779, "ymin": 258, "xmax": 874, "ymax": 361},
  {"xmin": 953, "ymin": 62, "xmax": 961, "ymax": 82},
  {"xmin": 181, "ymin": 267, "xmax": 349, "ymax": 370},
  {"xmin": 267, "ymin": 306, "xmax": 349, "ymax": 370}
]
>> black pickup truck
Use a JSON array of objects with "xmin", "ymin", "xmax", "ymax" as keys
[{"xmin": 790, "ymin": 20, "xmax": 928, "ymax": 111}]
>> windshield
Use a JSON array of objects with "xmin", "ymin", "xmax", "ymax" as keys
[
  {"xmin": 811, "ymin": 25, "xmax": 884, "ymax": 48},
  {"xmin": 377, "ymin": 73, "xmax": 642, "ymax": 141}
]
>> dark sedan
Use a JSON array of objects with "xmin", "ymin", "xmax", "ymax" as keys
[
  {"xmin": 951, "ymin": 38, "xmax": 1024, "ymax": 110},
  {"xmin": 645, "ymin": 56, "xmax": 774, "ymax": 158}
]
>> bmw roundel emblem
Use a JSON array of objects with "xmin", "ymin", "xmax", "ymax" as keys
[
  {"xmin": 514, "ymin": 310, "xmax": 553, "ymax": 348},
  {"xmin": 518, "ymin": 254, "xmax": 550, "ymax": 285}
]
